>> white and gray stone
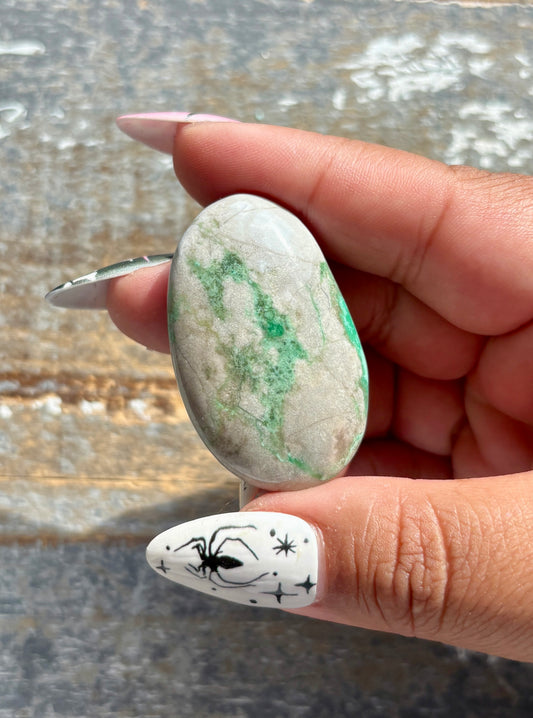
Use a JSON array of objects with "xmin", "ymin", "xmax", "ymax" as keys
[{"xmin": 168, "ymin": 194, "xmax": 368, "ymax": 490}]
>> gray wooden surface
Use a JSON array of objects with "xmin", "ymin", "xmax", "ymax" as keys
[{"xmin": 2, "ymin": 1, "xmax": 533, "ymax": 715}]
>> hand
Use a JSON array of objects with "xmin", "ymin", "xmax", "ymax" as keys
[{"xmin": 108, "ymin": 118, "xmax": 533, "ymax": 662}]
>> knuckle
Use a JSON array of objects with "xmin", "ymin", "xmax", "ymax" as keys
[
  {"xmin": 447, "ymin": 164, "xmax": 533, "ymax": 218},
  {"xmin": 368, "ymin": 491, "xmax": 452, "ymax": 637},
  {"xmin": 363, "ymin": 281, "xmax": 399, "ymax": 351},
  {"xmin": 406, "ymin": 164, "xmax": 533, "ymax": 292}
]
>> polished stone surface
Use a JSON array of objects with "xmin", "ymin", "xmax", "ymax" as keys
[
  {"xmin": 169, "ymin": 195, "xmax": 368, "ymax": 489},
  {"xmin": 3, "ymin": 0, "xmax": 533, "ymax": 715}
]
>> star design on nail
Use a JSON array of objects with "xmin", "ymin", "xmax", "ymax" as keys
[
  {"xmin": 155, "ymin": 559, "xmax": 170, "ymax": 574},
  {"xmin": 295, "ymin": 574, "xmax": 316, "ymax": 594},
  {"xmin": 272, "ymin": 533, "xmax": 296, "ymax": 556},
  {"xmin": 261, "ymin": 582, "xmax": 298, "ymax": 604}
]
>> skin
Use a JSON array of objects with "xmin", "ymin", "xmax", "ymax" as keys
[{"xmin": 107, "ymin": 123, "xmax": 533, "ymax": 662}]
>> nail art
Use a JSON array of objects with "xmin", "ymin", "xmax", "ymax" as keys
[
  {"xmin": 146, "ymin": 511, "xmax": 319, "ymax": 608},
  {"xmin": 116, "ymin": 112, "xmax": 239, "ymax": 154},
  {"xmin": 45, "ymin": 254, "xmax": 173, "ymax": 309}
]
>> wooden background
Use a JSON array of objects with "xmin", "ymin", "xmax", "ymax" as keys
[{"xmin": 2, "ymin": 1, "xmax": 533, "ymax": 715}]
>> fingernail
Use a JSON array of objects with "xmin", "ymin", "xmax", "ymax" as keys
[
  {"xmin": 116, "ymin": 112, "xmax": 240, "ymax": 154},
  {"xmin": 45, "ymin": 254, "xmax": 173, "ymax": 310},
  {"xmin": 146, "ymin": 511, "xmax": 319, "ymax": 608}
]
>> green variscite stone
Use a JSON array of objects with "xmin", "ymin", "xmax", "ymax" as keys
[{"xmin": 168, "ymin": 194, "xmax": 368, "ymax": 490}]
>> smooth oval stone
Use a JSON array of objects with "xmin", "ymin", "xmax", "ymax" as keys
[{"xmin": 168, "ymin": 194, "xmax": 368, "ymax": 490}]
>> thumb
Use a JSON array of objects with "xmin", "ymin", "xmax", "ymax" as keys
[{"xmin": 245, "ymin": 473, "xmax": 533, "ymax": 662}]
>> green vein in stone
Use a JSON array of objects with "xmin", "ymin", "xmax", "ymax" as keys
[
  {"xmin": 167, "ymin": 298, "xmax": 179, "ymax": 356},
  {"xmin": 307, "ymin": 286, "xmax": 326, "ymax": 345},
  {"xmin": 188, "ymin": 249, "xmax": 312, "ymax": 470},
  {"xmin": 320, "ymin": 262, "xmax": 360, "ymax": 348},
  {"xmin": 187, "ymin": 257, "xmax": 227, "ymax": 320},
  {"xmin": 286, "ymin": 452, "xmax": 317, "ymax": 476},
  {"xmin": 223, "ymin": 342, "xmax": 261, "ymax": 395},
  {"xmin": 168, "ymin": 297, "xmax": 180, "ymax": 327},
  {"xmin": 320, "ymin": 261, "xmax": 369, "ymax": 401},
  {"xmin": 337, "ymin": 291, "xmax": 360, "ymax": 348}
]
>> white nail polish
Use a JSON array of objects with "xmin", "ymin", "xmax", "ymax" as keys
[
  {"xmin": 45, "ymin": 254, "xmax": 173, "ymax": 309},
  {"xmin": 146, "ymin": 511, "xmax": 319, "ymax": 608}
]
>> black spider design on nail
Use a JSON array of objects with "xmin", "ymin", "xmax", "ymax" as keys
[{"xmin": 174, "ymin": 524, "xmax": 268, "ymax": 588}]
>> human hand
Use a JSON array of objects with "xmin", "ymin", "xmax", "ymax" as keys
[{"xmin": 108, "ymin": 116, "xmax": 533, "ymax": 662}]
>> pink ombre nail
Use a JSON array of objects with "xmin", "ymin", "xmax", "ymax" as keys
[{"xmin": 116, "ymin": 112, "xmax": 239, "ymax": 154}]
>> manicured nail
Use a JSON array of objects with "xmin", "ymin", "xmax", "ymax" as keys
[
  {"xmin": 116, "ymin": 112, "xmax": 240, "ymax": 154},
  {"xmin": 146, "ymin": 511, "xmax": 319, "ymax": 608},
  {"xmin": 45, "ymin": 254, "xmax": 173, "ymax": 309}
]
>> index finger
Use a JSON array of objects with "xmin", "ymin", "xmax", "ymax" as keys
[{"xmin": 173, "ymin": 123, "xmax": 533, "ymax": 335}]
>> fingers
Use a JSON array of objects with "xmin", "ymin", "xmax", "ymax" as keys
[
  {"xmin": 346, "ymin": 439, "xmax": 452, "ymax": 479},
  {"xmin": 332, "ymin": 263, "xmax": 482, "ymax": 381},
  {"xmin": 244, "ymin": 472, "xmax": 533, "ymax": 662},
  {"xmin": 455, "ymin": 321, "xmax": 533, "ymax": 476},
  {"xmin": 392, "ymin": 370, "xmax": 464, "ymax": 457},
  {"xmin": 358, "ymin": 350, "xmax": 463, "ymax": 472},
  {"xmin": 472, "ymin": 319, "xmax": 533, "ymax": 425},
  {"xmin": 107, "ymin": 263, "xmax": 171, "ymax": 353},
  {"xmin": 454, "ymin": 395, "xmax": 533, "ymax": 478},
  {"xmin": 104, "ymin": 249, "xmax": 484, "ymax": 383},
  {"xmin": 173, "ymin": 123, "xmax": 533, "ymax": 335}
]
